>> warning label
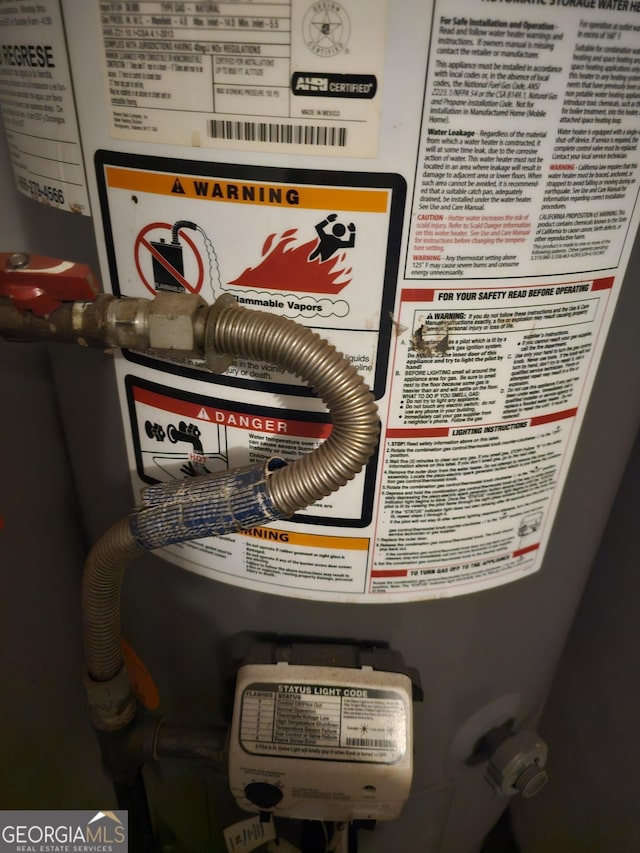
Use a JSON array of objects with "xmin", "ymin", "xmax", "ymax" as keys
[
  {"xmin": 97, "ymin": 152, "xmax": 404, "ymax": 399},
  {"xmin": 97, "ymin": 1, "xmax": 388, "ymax": 158}
]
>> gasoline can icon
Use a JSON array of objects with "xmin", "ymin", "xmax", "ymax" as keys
[{"xmin": 151, "ymin": 236, "xmax": 185, "ymax": 293}]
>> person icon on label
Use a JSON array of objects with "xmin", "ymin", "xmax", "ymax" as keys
[{"xmin": 309, "ymin": 213, "xmax": 356, "ymax": 262}]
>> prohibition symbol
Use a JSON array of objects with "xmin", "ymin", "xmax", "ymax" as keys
[{"xmin": 135, "ymin": 222, "xmax": 205, "ymax": 296}]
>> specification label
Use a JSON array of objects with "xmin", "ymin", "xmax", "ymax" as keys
[
  {"xmin": 99, "ymin": 0, "xmax": 388, "ymax": 157},
  {"xmin": 239, "ymin": 683, "xmax": 407, "ymax": 764},
  {"xmin": 0, "ymin": 0, "xmax": 89, "ymax": 213}
]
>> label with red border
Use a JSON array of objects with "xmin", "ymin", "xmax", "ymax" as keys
[
  {"xmin": 125, "ymin": 374, "xmax": 375, "ymax": 528},
  {"xmin": 368, "ymin": 276, "xmax": 615, "ymax": 596}
]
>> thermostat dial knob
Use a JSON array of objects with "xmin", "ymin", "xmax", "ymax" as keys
[{"xmin": 244, "ymin": 782, "xmax": 283, "ymax": 809}]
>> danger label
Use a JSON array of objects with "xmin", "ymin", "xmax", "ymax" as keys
[{"xmin": 131, "ymin": 383, "xmax": 327, "ymax": 443}]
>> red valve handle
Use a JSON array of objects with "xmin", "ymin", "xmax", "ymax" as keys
[{"xmin": 0, "ymin": 252, "xmax": 100, "ymax": 316}]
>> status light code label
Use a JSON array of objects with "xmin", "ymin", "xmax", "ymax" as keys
[{"xmin": 239, "ymin": 682, "xmax": 407, "ymax": 764}]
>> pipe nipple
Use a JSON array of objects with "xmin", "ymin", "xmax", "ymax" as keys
[
  {"xmin": 486, "ymin": 730, "xmax": 549, "ymax": 798},
  {"xmin": 513, "ymin": 762, "xmax": 549, "ymax": 798}
]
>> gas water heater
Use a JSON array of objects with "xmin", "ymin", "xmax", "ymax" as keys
[{"xmin": 2, "ymin": 1, "xmax": 640, "ymax": 851}]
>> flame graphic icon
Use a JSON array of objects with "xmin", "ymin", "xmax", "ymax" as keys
[{"xmin": 229, "ymin": 228, "xmax": 352, "ymax": 295}]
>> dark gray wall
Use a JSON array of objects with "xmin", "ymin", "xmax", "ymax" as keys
[
  {"xmin": 0, "ymin": 136, "xmax": 112, "ymax": 807},
  {"xmin": 513, "ymin": 427, "xmax": 640, "ymax": 852}
]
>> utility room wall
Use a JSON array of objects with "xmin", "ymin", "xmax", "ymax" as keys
[
  {"xmin": 513, "ymin": 426, "xmax": 640, "ymax": 852},
  {"xmin": 0, "ymin": 134, "xmax": 112, "ymax": 807}
]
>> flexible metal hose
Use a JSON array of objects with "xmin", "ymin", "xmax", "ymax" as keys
[
  {"xmin": 206, "ymin": 298, "xmax": 380, "ymax": 516},
  {"xmin": 83, "ymin": 517, "xmax": 143, "ymax": 683},
  {"xmin": 83, "ymin": 298, "xmax": 380, "ymax": 690}
]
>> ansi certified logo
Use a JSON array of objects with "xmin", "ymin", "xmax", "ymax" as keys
[
  {"xmin": 303, "ymin": 2, "xmax": 351, "ymax": 58},
  {"xmin": 292, "ymin": 73, "xmax": 377, "ymax": 99}
]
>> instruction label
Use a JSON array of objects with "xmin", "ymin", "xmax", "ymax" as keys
[
  {"xmin": 407, "ymin": 3, "xmax": 640, "ymax": 279},
  {"xmin": 98, "ymin": 0, "xmax": 388, "ymax": 157},
  {"xmin": 0, "ymin": 0, "xmax": 89, "ymax": 213},
  {"xmin": 371, "ymin": 277, "xmax": 614, "ymax": 595},
  {"xmin": 240, "ymin": 682, "xmax": 407, "ymax": 764}
]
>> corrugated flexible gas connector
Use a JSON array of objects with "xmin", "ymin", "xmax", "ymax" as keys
[
  {"xmin": 82, "ymin": 460, "xmax": 289, "ymax": 690},
  {"xmin": 205, "ymin": 294, "xmax": 380, "ymax": 517},
  {"xmin": 80, "ymin": 293, "xmax": 379, "ymax": 719}
]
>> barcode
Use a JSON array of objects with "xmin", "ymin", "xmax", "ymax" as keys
[
  {"xmin": 345, "ymin": 737, "xmax": 396, "ymax": 749},
  {"xmin": 207, "ymin": 120, "xmax": 347, "ymax": 147}
]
